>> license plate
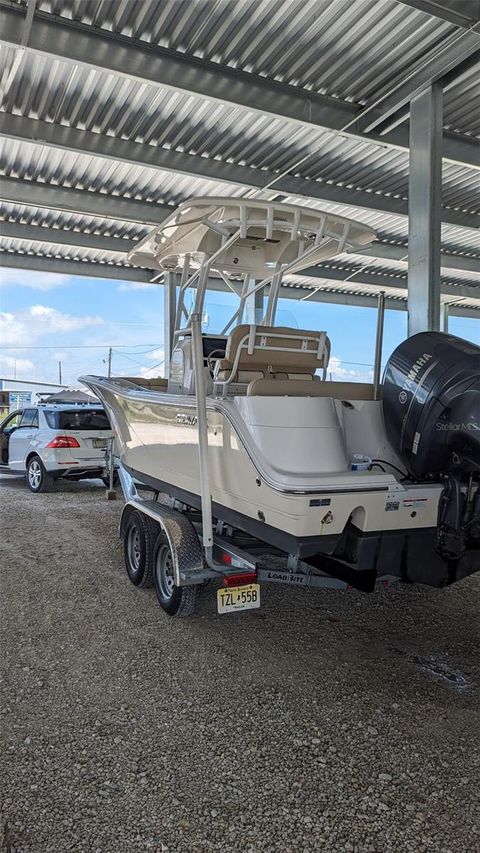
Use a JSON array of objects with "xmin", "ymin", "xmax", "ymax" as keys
[
  {"xmin": 217, "ymin": 583, "xmax": 260, "ymax": 615},
  {"xmin": 93, "ymin": 438, "xmax": 108, "ymax": 448}
]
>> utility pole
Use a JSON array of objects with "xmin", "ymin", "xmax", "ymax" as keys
[
  {"xmin": 58, "ymin": 361, "xmax": 62, "ymax": 384},
  {"xmin": 107, "ymin": 347, "xmax": 112, "ymax": 378}
]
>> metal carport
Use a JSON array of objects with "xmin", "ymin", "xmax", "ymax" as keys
[{"xmin": 0, "ymin": 0, "xmax": 479, "ymax": 329}]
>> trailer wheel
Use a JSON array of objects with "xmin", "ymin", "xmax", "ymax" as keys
[
  {"xmin": 123, "ymin": 510, "xmax": 157, "ymax": 588},
  {"xmin": 152, "ymin": 532, "xmax": 198, "ymax": 617}
]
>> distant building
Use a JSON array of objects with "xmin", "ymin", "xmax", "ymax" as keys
[{"xmin": 0, "ymin": 378, "xmax": 69, "ymax": 417}]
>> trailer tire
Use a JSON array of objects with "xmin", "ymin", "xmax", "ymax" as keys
[
  {"xmin": 152, "ymin": 531, "xmax": 198, "ymax": 617},
  {"xmin": 123, "ymin": 510, "xmax": 157, "ymax": 588}
]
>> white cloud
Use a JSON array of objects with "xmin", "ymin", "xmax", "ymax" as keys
[
  {"xmin": 0, "ymin": 352, "xmax": 35, "ymax": 378},
  {"xmin": 0, "ymin": 312, "xmax": 26, "ymax": 345},
  {"xmin": 0, "ymin": 306, "xmax": 104, "ymax": 352},
  {"xmin": 137, "ymin": 364, "xmax": 165, "ymax": 378},
  {"xmin": 0, "ymin": 269, "xmax": 72, "ymax": 291},
  {"xmin": 117, "ymin": 282, "xmax": 156, "ymax": 292},
  {"xmin": 146, "ymin": 347, "xmax": 165, "ymax": 362},
  {"xmin": 327, "ymin": 355, "xmax": 374, "ymax": 384},
  {"xmin": 29, "ymin": 305, "xmax": 104, "ymax": 334}
]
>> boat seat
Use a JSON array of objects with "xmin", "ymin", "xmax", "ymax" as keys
[
  {"xmin": 247, "ymin": 378, "xmax": 376, "ymax": 400},
  {"xmin": 213, "ymin": 324, "xmax": 330, "ymax": 395}
]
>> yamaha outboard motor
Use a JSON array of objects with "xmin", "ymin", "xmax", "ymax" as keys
[
  {"xmin": 383, "ymin": 332, "xmax": 480, "ymax": 574},
  {"xmin": 383, "ymin": 332, "xmax": 480, "ymax": 480}
]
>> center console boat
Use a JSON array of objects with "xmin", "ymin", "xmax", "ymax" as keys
[{"xmin": 82, "ymin": 198, "xmax": 479, "ymax": 617}]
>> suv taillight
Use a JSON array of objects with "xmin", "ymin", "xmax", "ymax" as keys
[{"xmin": 46, "ymin": 435, "xmax": 80, "ymax": 449}]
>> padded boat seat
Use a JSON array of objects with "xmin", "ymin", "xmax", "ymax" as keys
[
  {"xmin": 247, "ymin": 378, "xmax": 377, "ymax": 400},
  {"xmin": 214, "ymin": 324, "xmax": 330, "ymax": 394}
]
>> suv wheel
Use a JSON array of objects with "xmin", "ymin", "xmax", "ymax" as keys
[{"xmin": 26, "ymin": 455, "xmax": 53, "ymax": 493}]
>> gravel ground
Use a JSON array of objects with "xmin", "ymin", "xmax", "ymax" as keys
[{"xmin": 1, "ymin": 476, "xmax": 479, "ymax": 853}]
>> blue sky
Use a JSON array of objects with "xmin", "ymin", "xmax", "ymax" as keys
[{"xmin": 0, "ymin": 266, "xmax": 478, "ymax": 386}]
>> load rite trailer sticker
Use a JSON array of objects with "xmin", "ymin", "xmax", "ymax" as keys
[{"xmin": 260, "ymin": 570, "xmax": 309, "ymax": 586}]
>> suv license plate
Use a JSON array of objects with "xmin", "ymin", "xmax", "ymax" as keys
[
  {"xmin": 93, "ymin": 438, "xmax": 108, "ymax": 448},
  {"xmin": 217, "ymin": 584, "xmax": 260, "ymax": 615}
]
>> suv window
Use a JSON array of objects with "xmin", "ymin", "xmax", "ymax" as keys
[
  {"xmin": 19, "ymin": 409, "xmax": 39, "ymax": 428},
  {"xmin": 1, "ymin": 411, "xmax": 22, "ymax": 431},
  {"xmin": 43, "ymin": 410, "xmax": 56, "ymax": 429},
  {"xmin": 59, "ymin": 409, "xmax": 110, "ymax": 430},
  {"xmin": 43, "ymin": 409, "xmax": 111, "ymax": 430}
]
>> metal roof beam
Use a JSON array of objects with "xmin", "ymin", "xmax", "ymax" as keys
[
  {"xmin": 0, "ymin": 234, "xmax": 477, "ymax": 300},
  {"xmin": 394, "ymin": 1, "xmax": 480, "ymax": 29},
  {"xmin": 0, "ymin": 2, "xmax": 478, "ymax": 171},
  {"xmin": 358, "ymin": 242, "xmax": 480, "ymax": 275},
  {"xmin": 359, "ymin": 33, "xmax": 480, "ymax": 133},
  {"xmin": 0, "ymin": 251, "xmax": 150, "ymax": 282},
  {"xmin": 2, "ymin": 220, "xmax": 478, "ymax": 277},
  {"xmin": 0, "ymin": 220, "xmax": 137, "ymax": 253},
  {"xmin": 302, "ymin": 265, "xmax": 479, "ymax": 300},
  {"xmin": 0, "ymin": 113, "xmax": 476, "ymax": 230},
  {"xmin": 1, "ymin": 252, "xmax": 478, "ymax": 316},
  {"xmin": 0, "ymin": 175, "xmax": 171, "ymax": 225}
]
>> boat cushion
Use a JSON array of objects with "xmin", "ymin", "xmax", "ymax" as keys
[
  {"xmin": 247, "ymin": 378, "xmax": 376, "ymax": 399},
  {"xmin": 217, "ymin": 325, "xmax": 330, "ymax": 380}
]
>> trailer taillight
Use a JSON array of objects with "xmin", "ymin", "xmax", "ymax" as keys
[
  {"xmin": 223, "ymin": 572, "xmax": 257, "ymax": 587},
  {"xmin": 46, "ymin": 435, "xmax": 81, "ymax": 448}
]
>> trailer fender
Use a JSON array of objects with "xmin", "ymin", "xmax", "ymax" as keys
[{"xmin": 120, "ymin": 500, "xmax": 204, "ymax": 586}]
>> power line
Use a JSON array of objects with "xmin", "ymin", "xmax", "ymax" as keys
[{"xmin": 0, "ymin": 343, "xmax": 162, "ymax": 349}]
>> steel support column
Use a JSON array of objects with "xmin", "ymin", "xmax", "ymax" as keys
[
  {"xmin": 441, "ymin": 303, "xmax": 450, "ymax": 333},
  {"xmin": 163, "ymin": 270, "xmax": 176, "ymax": 379},
  {"xmin": 407, "ymin": 83, "xmax": 443, "ymax": 335}
]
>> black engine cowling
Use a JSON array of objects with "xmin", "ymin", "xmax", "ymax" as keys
[{"xmin": 382, "ymin": 331, "xmax": 480, "ymax": 481}]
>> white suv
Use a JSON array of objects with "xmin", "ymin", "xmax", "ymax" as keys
[{"xmin": 0, "ymin": 404, "xmax": 114, "ymax": 492}]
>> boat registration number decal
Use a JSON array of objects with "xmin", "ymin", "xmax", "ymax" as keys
[
  {"xmin": 385, "ymin": 493, "xmax": 400, "ymax": 511},
  {"xmin": 217, "ymin": 583, "xmax": 260, "ymax": 615}
]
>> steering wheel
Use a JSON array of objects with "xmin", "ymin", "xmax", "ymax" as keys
[{"xmin": 206, "ymin": 349, "xmax": 225, "ymax": 377}]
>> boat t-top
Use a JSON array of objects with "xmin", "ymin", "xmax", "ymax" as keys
[{"xmin": 82, "ymin": 198, "xmax": 480, "ymax": 617}]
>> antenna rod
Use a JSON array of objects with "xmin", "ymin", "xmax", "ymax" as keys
[{"xmin": 373, "ymin": 291, "xmax": 386, "ymax": 401}]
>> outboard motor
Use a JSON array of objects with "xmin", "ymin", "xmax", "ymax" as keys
[
  {"xmin": 383, "ymin": 332, "xmax": 479, "ymax": 480},
  {"xmin": 383, "ymin": 332, "xmax": 480, "ymax": 570}
]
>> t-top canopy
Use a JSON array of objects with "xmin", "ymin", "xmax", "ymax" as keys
[{"xmin": 128, "ymin": 198, "xmax": 376, "ymax": 278}]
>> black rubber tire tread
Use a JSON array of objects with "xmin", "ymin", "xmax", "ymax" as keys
[
  {"xmin": 123, "ymin": 510, "xmax": 158, "ymax": 589},
  {"xmin": 26, "ymin": 455, "xmax": 54, "ymax": 494},
  {"xmin": 136, "ymin": 512, "xmax": 159, "ymax": 589},
  {"xmin": 152, "ymin": 531, "xmax": 198, "ymax": 618}
]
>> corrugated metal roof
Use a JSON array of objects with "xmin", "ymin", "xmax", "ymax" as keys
[
  {"xmin": 0, "ymin": 201, "xmax": 149, "ymax": 240},
  {"xmin": 20, "ymin": 0, "xmax": 457, "ymax": 104},
  {"xmin": 2, "ymin": 45, "xmax": 478, "ymax": 214},
  {"xmin": 0, "ymin": 0, "xmax": 478, "ymax": 314},
  {"xmin": 443, "ymin": 59, "xmax": 480, "ymax": 137}
]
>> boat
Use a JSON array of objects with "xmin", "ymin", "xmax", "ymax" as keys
[{"xmin": 81, "ymin": 198, "xmax": 480, "ymax": 613}]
